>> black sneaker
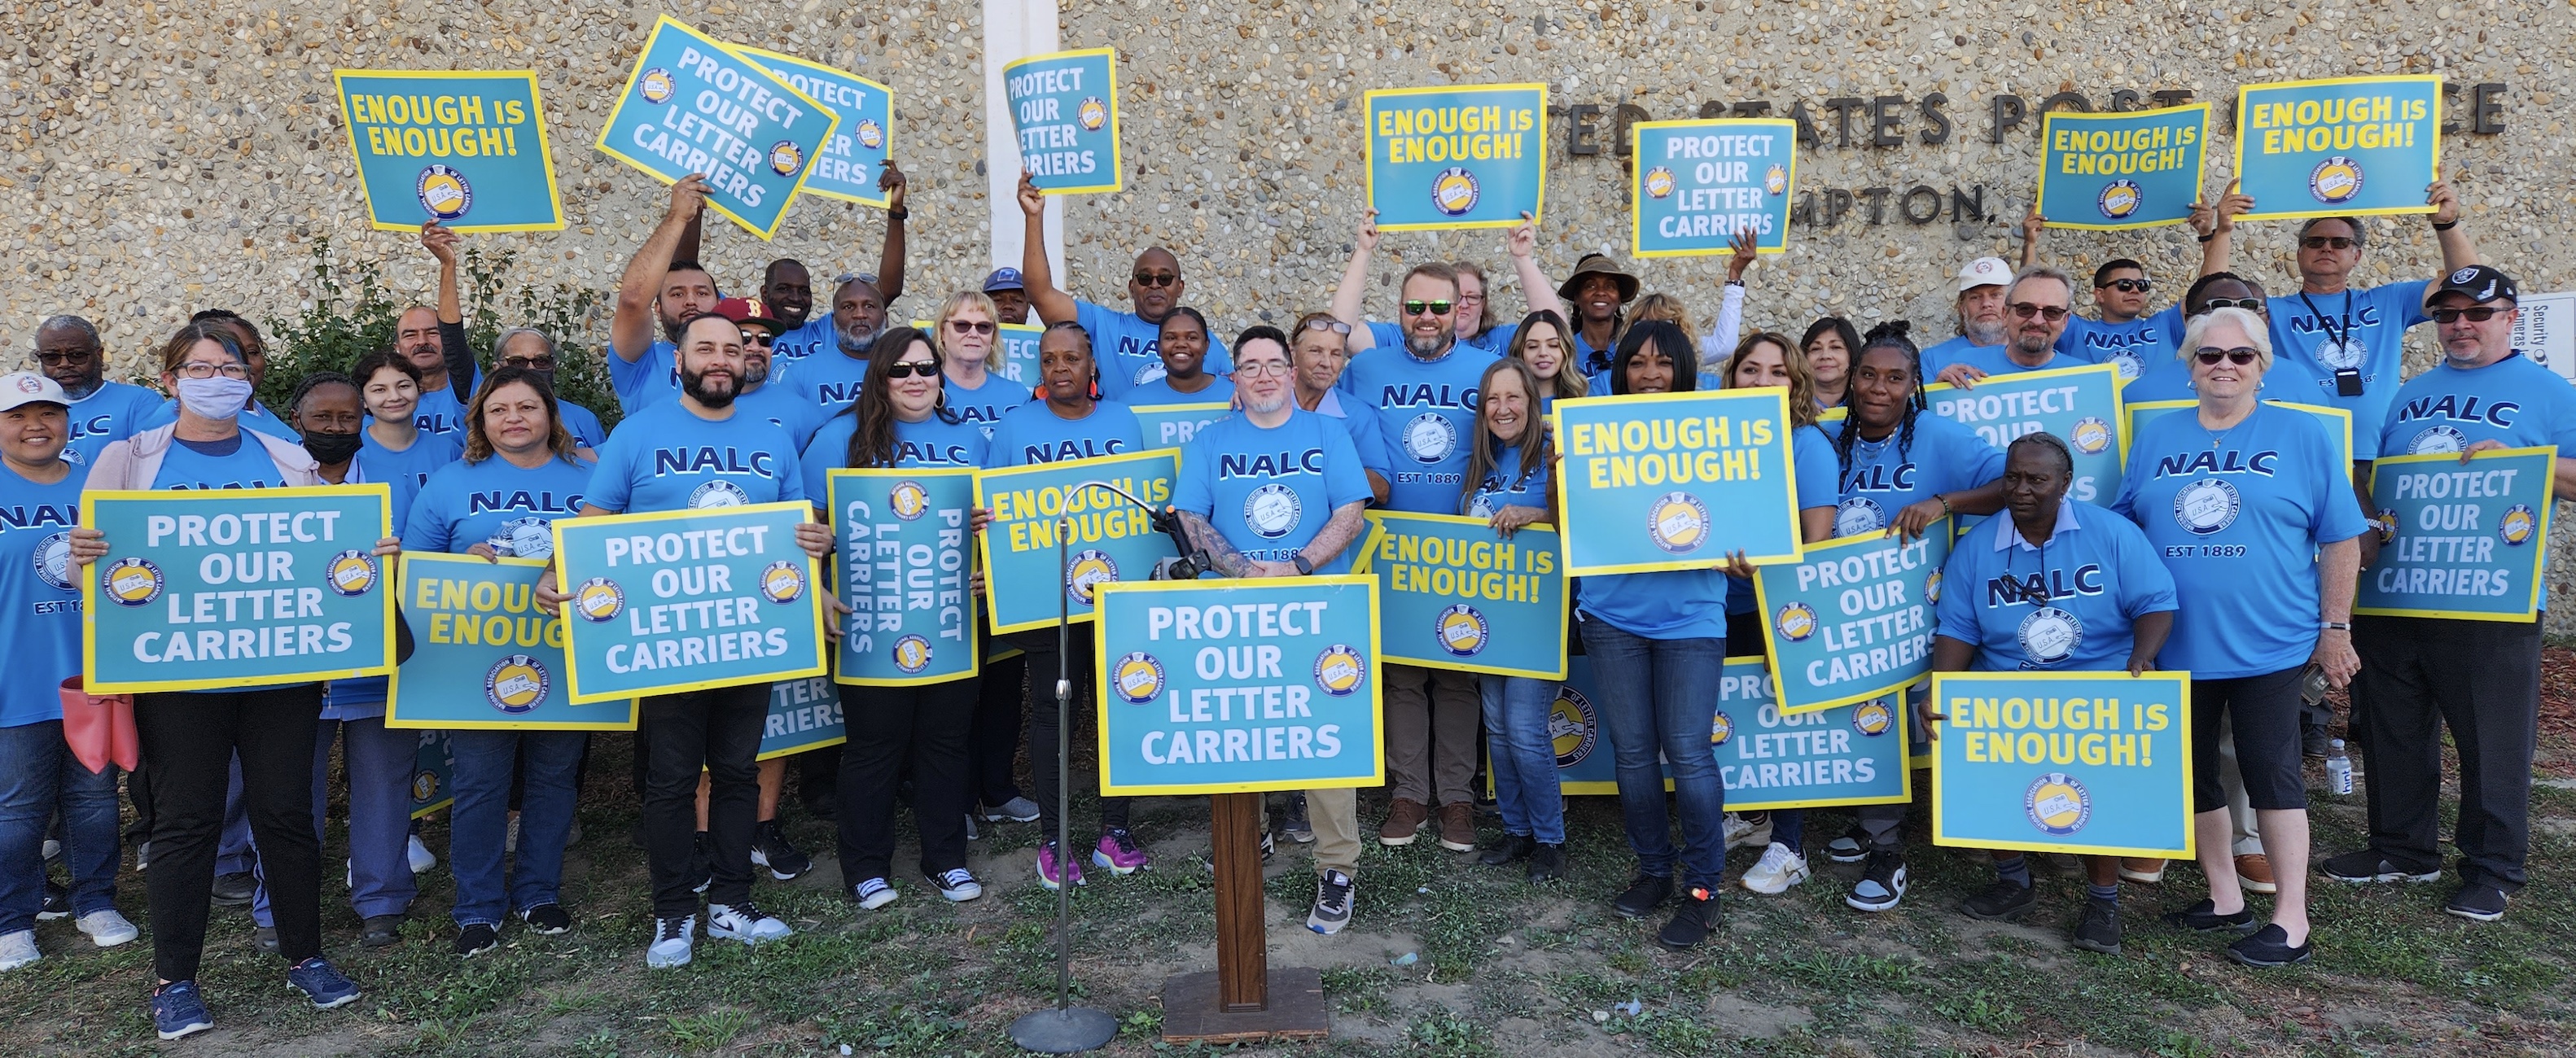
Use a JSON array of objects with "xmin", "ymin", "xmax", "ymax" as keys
[
  {"xmin": 750, "ymin": 820, "xmax": 812, "ymax": 881},
  {"xmin": 211, "ymin": 871, "xmax": 256, "ymax": 907},
  {"xmin": 1825, "ymin": 826, "xmax": 1869, "ymax": 864},
  {"xmin": 254, "ymin": 925, "xmax": 279, "ymax": 954},
  {"xmin": 2444, "ymin": 882, "xmax": 2509, "ymax": 923},
  {"xmin": 1281, "ymin": 793, "xmax": 1312, "ymax": 844},
  {"xmin": 2161, "ymin": 898, "xmax": 2259, "ymax": 934},
  {"xmin": 455, "ymin": 923, "xmax": 499, "ymax": 958},
  {"xmin": 688, "ymin": 832, "xmax": 713, "ymax": 894},
  {"xmin": 1613, "ymin": 874, "xmax": 1671, "ymax": 919},
  {"xmin": 2226, "ymin": 923, "xmax": 2312, "ymax": 968},
  {"xmin": 360, "ymin": 914, "xmax": 404, "ymax": 948},
  {"xmin": 37, "ymin": 881, "xmax": 70, "ymax": 920},
  {"xmin": 2319, "ymin": 848, "xmax": 2442, "ymax": 885},
  {"xmin": 1307, "ymin": 870, "xmax": 1354, "ymax": 935},
  {"xmin": 1845, "ymin": 850, "xmax": 1908, "ymax": 912},
  {"xmin": 1959, "ymin": 879, "xmax": 2035, "ymax": 921},
  {"xmin": 2070, "ymin": 899, "xmax": 2122, "ymax": 955},
  {"xmin": 1527, "ymin": 843, "xmax": 1568, "ymax": 883},
  {"xmin": 1479, "ymin": 834, "xmax": 1536, "ymax": 868},
  {"xmin": 1657, "ymin": 887, "xmax": 1718, "ymax": 950},
  {"xmin": 519, "ymin": 903, "xmax": 573, "ymax": 936}
]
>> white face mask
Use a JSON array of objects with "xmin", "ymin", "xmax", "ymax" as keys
[{"xmin": 176, "ymin": 376, "xmax": 253, "ymax": 421}]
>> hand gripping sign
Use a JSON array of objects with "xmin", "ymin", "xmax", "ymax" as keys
[
  {"xmin": 387, "ymin": 552, "xmax": 637, "ymax": 730},
  {"xmin": 1365, "ymin": 84, "xmax": 1547, "ymax": 231},
  {"xmin": 1002, "ymin": 47, "xmax": 1124, "ymax": 195},
  {"xmin": 551, "ymin": 501, "xmax": 826, "ymax": 703},
  {"xmin": 1930, "ymin": 671, "xmax": 2193, "ymax": 857},
  {"xmin": 2234, "ymin": 76, "xmax": 2442, "ymax": 221},
  {"xmin": 595, "ymin": 15, "xmax": 841, "ymax": 238}
]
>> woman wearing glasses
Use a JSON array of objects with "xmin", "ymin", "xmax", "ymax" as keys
[
  {"xmin": 932, "ymin": 291, "xmax": 1032, "ymax": 441},
  {"xmin": 2112, "ymin": 306, "xmax": 2368, "ymax": 968}
]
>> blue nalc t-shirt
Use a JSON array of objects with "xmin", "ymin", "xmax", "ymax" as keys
[
  {"xmin": 355, "ymin": 430, "xmax": 463, "ymax": 525},
  {"xmin": 944, "ymin": 372, "xmax": 1034, "ymax": 440},
  {"xmin": 983, "ymin": 399, "xmax": 1146, "ymax": 468},
  {"xmin": 2113, "ymin": 402, "xmax": 2369, "ymax": 678},
  {"xmin": 63, "ymin": 381, "xmax": 167, "ymax": 465},
  {"xmin": 1727, "ymin": 424, "xmax": 1843, "ymax": 615},
  {"xmin": 1934, "ymin": 500, "xmax": 2178, "ymax": 671},
  {"xmin": 780, "ymin": 349, "xmax": 871, "ymax": 418},
  {"xmin": 2377, "ymin": 352, "xmax": 2576, "ymax": 459},
  {"xmin": 1075, "ymin": 300, "xmax": 1235, "ymax": 403},
  {"xmin": 1311, "ymin": 388, "xmax": 1393, "ymax": 480},
  {"xmin": 800, "ymin": 412, "xmax": 992, "ymax": 505},
  {"xmin": 1918, "ymin": 334, "xmax": 2004, "ymax": 378},
  {"xmin": 412, "ymin": 382, "xmax": 469, "ymax": 444},
  {"xmin": 731, "ymin": 378, "xmax": 832, "ymax": 450},
  {"xmin": 1171, "ymin": 410, "xmax": 1373, "ymax": 575},
  {"xmin": 2268, "ymin": 281, "xmax": 2431, "ymax": 461},
  {"xmin": 770, "ymin": 314, "xmax": 839, "ymax": 364},
  {"xmin": 1124, "ymin": 374, "xmax": 1237, "ymax": 408},
  {"xmin": 0, "ymin": 461, "xmax": 86, "ymax": 727},
  {"xmin": 559, "ymin": 400, "xmax": 609, "ymax": 450},
  {"xmin": 2059, "ymin": 305, "xmax": 2181, "ymax": 383},
  {"xmin": 403, "ymin": 452, "xmax": 596, "ymax": 559},
  {"xmin": 153, "ymin": 433, "xmax": 291, "ymax": 490},
  {"xmin": 585, "ymin": 399, "xmax": 806, "ymax": 513},
  {"xmin": 1464, "ymin": 440, "xmax": 1553, "ymax": 518},
  {"xmin": 1822, "ymin": 413, "xmax": 2006, "ymax": 537},
  {"xmin": 606, "ymin": 339, "xmax": 680, "ymax": 415},
  {"xmin": 1339, "ymin": 343, "xmax": 1499, "ymax": 514},
  {"xmin": 1939, "ymin": 343, "xmax": 2098, "ymax": 380}
]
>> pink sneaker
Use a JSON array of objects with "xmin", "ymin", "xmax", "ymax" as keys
[
  {"xmin": 1037, "ymin": 840, "xmax": 1086, "ymax": 890},
  {"xmin": 1093, "ymin": 828, "xmax": 1151, "ymax": 875}
]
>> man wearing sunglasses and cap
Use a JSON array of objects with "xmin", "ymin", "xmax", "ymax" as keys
[
  {"xmin": 2326, "ymin": 264, "xmax": 2576, "ymax": 924},
  {"xmin": 1014, "ymin": 173, "xmax": 1231, "ymax": 400},
  {"xmin": 711, "ymin": 298, "xmax": 829, "ymax": 450}
]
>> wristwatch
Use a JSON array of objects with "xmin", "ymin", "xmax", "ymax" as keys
[
  {"xmin": 2320, "ymin": 621, "xmax": 2352, "ymax": 631},
  {"xmin": 1290, "ymin": 553, "xmax": 1314, "ymax": 575}
]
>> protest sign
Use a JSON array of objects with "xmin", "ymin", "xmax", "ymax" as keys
[
  {"xmin": 1356, "ymin": 511, "xmax": 1566, "ymax": 680},
  {"xmin": 83, "ymin": 487, "xmax": 394, "ymax": 693},
  {"xmin": 1133, "ymin": 402, "xmax": 1233, "ymax": 449},
  {"xmin": 387, "ymin": 553, "xmax": 637, "ymax": 730},
  {"xmin": 1550, "ymin": 388, "xmax": 1801, "ymax": 575},
  {"xmin": 2234, "ymin": 76, "xmax": 2442, "ymax": 221},
  {"xmin": 2355, "ymin": 446, "xmax": 2554, "ymax": 622},
  {"xmin": 595, "ymin": 15, "xmax": 840, "ymax": 239},
  {"xmin": 1926, "ymin": 363, "xmax": 2123, "ymax": 505},
  {"xmin": 975, "ymin": 449, "xmax": 1181, "ymax": 635},
  {"xmin": 1092, "ymin": 576, "xmax": 1382, "ymax": 796},
  {"xmin": 2034, "ymin": 103, "xmax": 2208, "ymax": 231},
  {"xmin": 2123, "ymin": 400, "xmax": 2352, "ymax": 469},
  {"xmin": 760, "ymin": 675, "xmax": 846, "ymax": 760},
  {"xmin": 736, "ymin": 48, "xmax": 895, "ymax": 208},
  {"xmin": 1629, "ymin": 118, "xmax": 1796, "ymax": 257},
  {"xmin": 1930, "ymin": 671, "xmax": 2193, "ymax": 857},
  {"xmin": 1002, "ymin": 47, "xmax": 1123, "ymax": 195},
  {"xmin": 552, "ymin": 501, "xmax": 826, "ymax": 703},
  {"xmin": 998, "ymin": 322, "xmax": 1045, "ymax": 387},
  {"xmin": 410, "ymin": 731, "xmax": 455, "ymax": 820},
  {"xmin": 1545, "ymin": 657, "xmax": 1909, "ymax": 810},
  {"xmin": 1365, "ymin": 84, "xmax": 1547, "ymax": 231},
  {"xmin": 335, "ymin": 70, "xmax": 563, "ymax": 232},
  {"xmin": 1753, "ymin": 521, "xmax": 1949, "ymax": 714},
  {"xmin": 828, "ymin": 469, "xmax": 980, "ymax": 685}
]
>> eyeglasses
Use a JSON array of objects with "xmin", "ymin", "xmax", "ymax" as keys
[
  {"xmin": 34, "ymin": 349, "xmax": 97, "ymax": 367},
  {"xmin": 881, "ymin": 362, "xmax": 939, "ymax": 379},
  {"xmin": 2193, "ymin": 347, "xmax": 2262, "ymax": 365},
  {"xmin": 2430, "ymin": 306, "xmax": 2508, "ymax": 324},
  {"xmin": 947, "ymin": 319, "xmax": 997, "ymax": 334},
  {"xmin": 1131, "ymin": 273, "xmax": 1179, "ymax": 287},
  {"xmin": 2193, "ymin": 297, "xmax": 2266, "ymax": 313},
  {"xmin": 1455, "ymin": 291, "xmax": 1486, "ymax": 304},
  {"xmin": 738, "ymin": 330, "xmax": 774, "ymax": 347},
  {"xmin": 1234, "ymin": 360, "xmax": 1291, "ymax": 378},
  {"xmin": 174, "ymin": 361, "xmax": 249, "ymax": 379},
  {"xmin": 2101, "ymin": 278, "xmax": 2152, "ymax": 293},
  {"xmin": 2299, "ymin": 236, "xmax": 2356, "ymax": 251},
  {"xmin": 1300, "ymin": 318, "xmax": 1352, "ymax": 335},
  {"xmin": 1403, "ymin": 299, "xmax": 1456, "ymax": 317},
  {"xmin": 2008, "ymin": 303, "xmax": 2070, "ymax": 321},
  {"xmin": 502, "ymin": 356, "xmax": 559, "ymax": 371}
]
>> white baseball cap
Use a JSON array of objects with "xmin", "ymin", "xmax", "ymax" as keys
[
  {"xmin": 1955, "ymin": 256, "xmax": 2014, "ymax": 293},
  {"xmin": 0, "ymin": 371, "xmax": 68, "ymax": 413}
]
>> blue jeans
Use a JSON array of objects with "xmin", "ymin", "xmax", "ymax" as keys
[
  {"xmin": 0, "ymin": 721, "xmax": 121, "ymax": 935},
  {"xmin": 1579, "ymin": 619, "xmax": 1728, "ymax": 890},
  {"xmin": 449, "ymin": 729, "xmax": 587, "ymax": 927},
  {"xmin": 1480, "ymin": 675, "xmax": 1566, "ymax": 845},
  {"xmin": 252, "ymin": 715, "xmax": 418, "ymax": 925}
]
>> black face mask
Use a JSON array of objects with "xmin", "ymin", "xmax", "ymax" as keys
[{"xmin": 300, "ymin": 430, "xmax": 362, "ymax": 466}]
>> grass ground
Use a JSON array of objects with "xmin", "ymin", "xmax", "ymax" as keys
[{"xmin": 9, "ymin": 656, "xmax": 2576, "ymax": 1056}]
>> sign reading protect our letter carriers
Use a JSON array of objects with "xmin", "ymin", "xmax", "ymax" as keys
[
  {"xmin": 594, "ymin": 15, "xmax": 840, "ymax": 238},
  {"xmin": 552, "ymin": 502, "xmax": 827, "ymax": 703},
  {"xmin": 828, "ymin": 469, "xmax": 980, "ymax": 685},
  {"xmin": 2355, "ymin": 447, "xmax": 2555, "ymax": 622}
]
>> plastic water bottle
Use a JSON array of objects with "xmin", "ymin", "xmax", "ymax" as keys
[{"xmin": 2325, "ymin": 738, "xmax": 2354, "ymax": 795}]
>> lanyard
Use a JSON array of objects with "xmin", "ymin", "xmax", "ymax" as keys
[{"xmin": 2296, "ymin": 290, "xmax": 2368, "ymax": 396}]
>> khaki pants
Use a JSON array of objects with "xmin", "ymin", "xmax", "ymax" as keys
[
  {"xmin": 1305, "ymin": 787, "xmax": 1360, "ymax": 876},
  {"xmin": 1382, "ymin": 663, "xmax": 1481, "ymax": 807}
]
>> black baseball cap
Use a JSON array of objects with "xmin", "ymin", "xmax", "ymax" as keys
[{"xmin": 2426, "ymin": 264, "xmax": 2517, "ymax": 307}]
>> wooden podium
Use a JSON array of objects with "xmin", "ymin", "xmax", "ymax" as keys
[{"xmin": 1159, "ymin": 791, "xmax": 1329, "ymax": 1044}]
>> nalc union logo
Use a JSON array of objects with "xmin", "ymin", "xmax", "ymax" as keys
[
  {"xmin": 1710, "ymin": 709, "xmax": 1736, "ymax": 746},
  {"xmin": 574, "ymin": 578, "xmax": 626, "ymax": 623},
  {"xmin": 326, "ymin": 550, "xmax": 379, "ymax": 597},
  {"xmin": 2500, "ymin": 504, "xmax": 2539, "ymax": 546},
  {"xmin": 1643, "ymin": 166, "xmax": 1676, "ymax": 199},
  {"xmin": 1549, "ymin": 686, "xmax": 1597, "ymax": 767},
  {"xmin": 758, "ymin": 561, "xmax": 806, "ymax": 604},
  {"xmin": 1435, "ymin": 604, "xmax": 1489, "ymax": 658},
  {"xmin": 484, "ymin": 654, "xmax": 550, "ymax": 715},
  {"xmin": 1923, "ymin": 567, "xmax": 1945, "ymax": 605},
  {"xmin": 1647, "ymin": 492, "xmax": 1710, "ymax": 554},
  {"xmin": 1312, "ymin": 645, "xmax": 1366, "ymax": 697},
  {"xmin": 2096, "ymin": 179, "xmax": 2142, "ymax": 221},
  {"xmin": 1401, "ymin": 412, "xmax": 1457, "ymax": 465},
  {"xmin": 892, "ymin": 634, "xmax": 935, "ymax": 675},
  {"xmin": 412, "ymin": 768, "xmax": 440, "ymax": 803},
  {"xmin": 1763, "ymin": 164, "xmax": 1788, "ymax": 195},
  {"xmin": 856, "ymin": 119, "xmax": 884, "ymax": 150},
  {"xmin": 2024, "ymin": 772, "xmax": 2093, "ymax": 836},
  {"xmin": 1430, "ymin": 166, "xmax": 1481, "ymax": 216},
  {"xmin": 2172, "ymin": 479, "xmax": 2241, "ymax": 536},
  {"xmin": 1065, "ymin": 549, "xmax": 1118, "ymax": 605},
  {"xmin": 490, "ymin": 517, "xmax": 554, "ymax": 559},
  {"xmin": 2017, "ymin": 606, "xmax": 2083, "ymax": 667},
  {"xmin": 103, "ymin": 556, "xmax": 164, "ymax": 606},
  {"xmin": 767, "ymin": 141, "xmax": 805, "ymax": 177},
  {"xmin": 415, "ymin": 165, "xmax": 473, "ymax": 221},
  {"xmin": 1112, "ymin": 651, "xmax": 1166, "ymax": 703},
  {"xmin": 2371, "ymin": 508, "xmax": 2400, "ymax": 546},
  {"xmin": 688, "ymin": 480, "xmax": 751, "ymax": 509},
  {"xmin": 2407, "ymin": 425, "xmax": 2468, "ymax": 455},
  {"xmin": 1244, "ymin": 483, "xmax": 1302, "ymax": 540},
  {"xmin": 890, "ymin": 480, "xmax": 931, "ymax": 521},
  {"xmin": 2308, "ymin": 155, "xmax": 2364, "ymax": 204},
  {"xmin": 34, "ymin": 531, "xmax": 72, "ymax": 592},
  {"xmin": 1774, "ymin": 601, "xmax": 1820, "ymax": 643},
  {"xmin": 1851, "ymin": 699, "xmax": 1895, "ymax": 737},
  {"xmin": 638, "ymin": 68, "xmax": 677, "ymax": 105},
  {"xmin": 2070, "ymin": 417, "xmax": 2112, "ymax": 456},
  {"xmin": 1077, "ymin": 97, "xmax": 1109, "ymax": 131},
  {"xmin": 1834, "ymin": 496, "xmax": 1887, "ymax": 537}
]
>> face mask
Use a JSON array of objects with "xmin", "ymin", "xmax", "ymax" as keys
[
  {"xmin": 300, "ymin": 430, "xmax": 361, "ymax": 466},
  {"xmin": 175, "ymin": 376, "xmax": 253, "ymax": 421}
]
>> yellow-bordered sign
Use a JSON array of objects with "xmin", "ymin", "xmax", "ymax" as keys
[
  {"xmin": 387, "ymin": 552, "xmax": 640, "ymax": 731},
  {"xmin": 549, "ymin": 501, "xmax": 829, "ymax": 704},
  {"xmin": 2355, "ymin": 445, "xmax": 2556, "ymax": 622},
  {"xmin": 1929, "ymin": 670, "xmax": 2195, "ymax": 859}
]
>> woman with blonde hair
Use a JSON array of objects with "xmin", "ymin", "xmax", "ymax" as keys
[
  {"xmin": 931, "ymin": 290, "xmax": 1030, "ymax": 436},
  {"xmin": 1505, "ymin": 309, "xmax": 1588, "ymax": 406}
]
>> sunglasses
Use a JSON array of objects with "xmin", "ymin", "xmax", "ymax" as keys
[
  {"xmin": 947, "ymin": 319, "xmax": 997, "ymax": 334},
  {"xmin": 881, "ymin": 361, "xmax": 939, "ymax": 379},
  {"xmin": 502, "ymin": 356, "xmax": 559, "ymax": 371},
  {"xmin": 2101, "ymin": 278, "xmax": 2152, "ymax": 293},
  {"xmin": 2194, "ymin": 297, "xmax": 2266, "ymax": 313},
  {"xmin": 738, "ymin": 330, "xmax": 774, "ymax": 347},
  {"xmin": 2009, "ymin": 303, "xmax": 2070, "ymax": 321},
  {"xmin": 2299, "ymin": 236, "xmax": 2357, "ymax": 251},
  {"xmin": 34, "ymin": 350, "xmax": 97, "ymax": 366},
  {"xmin": 2429, "ymin": 306, "xmax": 2508, "ymax": 324},
  {"xmin": 1301, "ymin": 318, "xmax": 1352, "ymax": 335},
  {"xmin": 1131, "ymin": 273, "xmax": 1179, "ymax": 287},
  {"xmin": 2193, "ymin": 347, "xmax": 2262, "ymax": 365},
  {"xmin": 1403, "ymin": 299, "xmax": 1456, "ymax": 317}
]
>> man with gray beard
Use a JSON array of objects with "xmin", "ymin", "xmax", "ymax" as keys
[
  {"xmin": 1918, "ymin": 256, "xmax": 2015, "ymax": 378},
  {"xmin": 32, "ymin": 314, "xmax": 161, "ymax": 464}
]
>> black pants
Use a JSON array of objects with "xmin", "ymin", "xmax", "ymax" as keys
[
  {"xmin": 2189, "ymin": 667, "xmax": 2309, "ymax": 813},
  {"xmin": 2355, "ymin": 615, "xmax": 2542, "ymax": 890},
  {"xmin": 969, "ymin": 652, "xmax": 1029, "ymax": 807},
  {"xmin": 134, "ymin": 685, "xmax": 324, "ymax": 981},
  {"xmin": 1013, "ymin": 626, "xmax": 1129, "ymax": 837},
  {"xmin": 835, "ymin": 677, "xmax": 979, "ymax": 882},
  {"xmin": 639, "ymin": 683, "xmax": 769, "ymax": 917},
  {"xmin": 797, "ymin": 744, "xmax": 843, "ymax": 811}
]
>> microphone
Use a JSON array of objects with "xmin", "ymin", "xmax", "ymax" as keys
[{"xmin": 1068, "ymin": 479, "xmax": 1208, "ymax": 581}]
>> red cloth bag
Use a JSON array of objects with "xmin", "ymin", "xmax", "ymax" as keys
[{"xmin": 59, "ymin": 676, "xmax": 138, "ymax": 774}]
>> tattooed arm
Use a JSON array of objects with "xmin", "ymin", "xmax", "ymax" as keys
[
  {"xmin": 1294, "ymin": 501, "xmax": 1370, "ymax": 572},
  {"xmin": 1173, "ymin": 509, "xmax": 1262, "ymax": 578}
]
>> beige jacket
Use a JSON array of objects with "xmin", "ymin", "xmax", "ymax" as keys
[{"xmin": 83, "ymin": 423, "xmax": 321, "ymax": 491}]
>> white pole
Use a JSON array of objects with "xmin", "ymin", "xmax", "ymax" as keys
[{"xmin": 984, "ymin": 0, "xmax": 1065, "ymax": 280}]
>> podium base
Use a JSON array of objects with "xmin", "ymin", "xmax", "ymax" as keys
[
  {"xmin": 1006, "ymin": 1007, "xmax": 1118, "ymax": 1054},
  {"xmin": 1159, "ymin": 967, "xmax": 1330, "ymax": 1044}
]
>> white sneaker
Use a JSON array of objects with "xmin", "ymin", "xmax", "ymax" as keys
[
  {"xmin": 929, "ymin": 868, "xmax": 984, "ymax": 903},
  {"xmin": 408, "ymin": 834, "xmax": 436, "ymax": 874},
  {"xmin": 0, "ymin": 929, "xmax": 37, "ymax": 971},
  {"xmin": 646, "ymin": 915, "xmax": 694, "ymax": 968},
  {"xmin": 77, "ymin": 909, "xmax": 140, "ymax": 948},
  {"xmin": 707, "ymin": 903, "xmax": 792, "ymax": 945},
  {"xmin": 854, "ymin": 877, "xmax": 898, "ymax": 911},
  {"xmin": 1739, "ymin": 842, "xmax": 1811, "ymax": 895},
  {"xmin": 1722, "ymin": 812, "xmax": 1773, "ymax": 850}
]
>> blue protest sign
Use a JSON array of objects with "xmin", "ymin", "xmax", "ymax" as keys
[
  {"xmin": 410, "ymin": 731, "xmax": 455, "ymax": 820},
  {"xmin": 975, "ymin": 450, "xmax": 1180, "ymax": 635},
  {"xmin": 828, "ymin": 469, "xmax": 980, "ymax": 685},
  {"xmin": 998, "ymin": 323, "xmax": 1045, "ymax": 387},
  {"xmin": 1092, "ymin": 577, "xmax": 1382, "ymax": 796},
  {"xmin": 1713, "ymin": 659, "xmax": 1912, "ymax": 811},
  {"xmin": 1930, "ymin": 671, "xmax": 2193, "ymax": 857},
  {"xmin": 551, "ymin": 501, "xmax": 826, "ymax": 703},
  {"xmin": 737, "ymin": 49, "xmax": 895, "ymax": 208},
  {"xmin": 2355, "ymin": 447, "xmax": 2555, "ymax": 622},
  {"xmin": 760, "ymin": 675, "xmax": 846, "ymax": 760},
  {"xmin": 1926, "ymin": 364, "xmax": 2123, "ymax": 505},
  {"xmin": 1550, "ymin": 388, "xmax": 1802, "ymax": 576},
  {"xmin": 82, "ymin": 487, "xmax": 395, "ymax": 694},
  {"xmin": 2035, "ymin": 103, "xmax": 2208, "ymax": 231},
  {"xmin": 387, "ymin": 553, "xmax": 638, "ymax": 730},
  {"xmin": 1002, "ymin": 47, "xmax": 1123, "ymax": 195},
  {"xmin": 335, "ymin": 70, "xmax": 564, "ymax": 233},
  {"xmin": 1356, "ymin": 511, "xmax": 1565, "ymax": 680},
  {"xmin": 1365, "ymin": 84, "xmax": 1547, "ymax": 232},
  {"xmin": 1752, "ymin": 522, "xmax": 1949, "ymax": 715},
  {"xmin": 2234, "ymin": 77, "xmax": 2441, "ymax": 221},
  {"xmin": 2123, "ymin": 400, "xmax": 2351, "ymax": 469},
  {"xmin": 594, "ymin": 15, "xmax": 840, "ymax": 239},
  {"xmin": 1132, "ymin": 402, "xmax": 1233, "ymax": 450},
  {"xmin": 1630, "ymin": 118, "xmax": 1795, "ymax": 257}
]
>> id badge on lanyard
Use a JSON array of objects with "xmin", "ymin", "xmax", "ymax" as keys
[{"xmin": 2302, "ymin": 291, "xmax": 2367, "ymax": 397}]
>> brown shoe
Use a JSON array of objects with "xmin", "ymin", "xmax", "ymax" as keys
[
  {"xmin": 1437, "ymin": 802, "xmax": 1477, "ymax": 852},
  {"xmin": 2236, "ymin": 854, "xmax": 2277, "ymax": 894},
  {"xmin": 2118, "ymin": 857, "xmax": 2167, "ymax": 885},
  {"xmin": 1378, "ymin": 798, "xmax": 1430, "ymax": 846}
]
